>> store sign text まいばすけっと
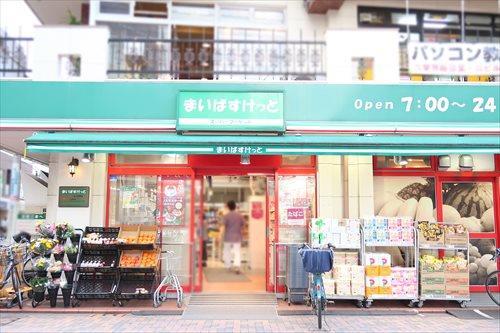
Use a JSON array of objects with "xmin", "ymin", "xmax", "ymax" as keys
[
  {"xmin": 177, "ymin": 92, "xmax": 284, "ymax": 132},
  {"xmin": 215, "ymin": 146, "xmax": 264, "ymax": 154},
  {"xmin": 58, "ymin": 186, "xmax": 90, "ymax": 207}
]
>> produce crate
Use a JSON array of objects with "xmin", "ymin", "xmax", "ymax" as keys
[
  {"xmin": 75, "ymin": 274, "xmax": 116, "ymax": 299},
  {"xmin": 119, "ymin": 250, "xmax": 142, "ymax": 268},
  {"xmin": 140, "ymin": 249, "xmax": 159, "ymax": 268},
  {"xmin": 77, "ymin": 250, "xmax": 119, "ymax": 273},
  {"xmin": 443, "ymin": 225, "xmax": 468, "ymax": 247},
  {"xmin": 118, "ymin": 225, "xmax": 139, "ymax": 244},
  {"xmin": 420, "ymin": 271, "xmax": 445, "ymax": 284},
  {"xmin": 82, "ymin": 227, "xmax": 120, "ymax": 250},
  {"xmin": 115, "ymin": 273, "xmax": 155, "ymax": 300},
  {"xmin": 417, "ymin": 222, "xmax": 445, "ymax": 247},
  {"xmin": 138, "ymin": 225, "xmax": 158, "ymax": 245}
]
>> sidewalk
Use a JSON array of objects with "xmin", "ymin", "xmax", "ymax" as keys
[{"xmin": 1, "ymin": 311, "xmax": 498, "ymax": 332}]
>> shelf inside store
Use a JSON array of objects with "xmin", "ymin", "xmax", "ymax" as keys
[{"xmin": 419, "ymin": 244, "xmax": 468, "ymax": 251}]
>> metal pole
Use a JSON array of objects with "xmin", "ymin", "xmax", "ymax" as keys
[
  {"xmin": 461, "ymin": 0, "xmax": 465, "ymax": 42},
  {"xmin": 406, "ymin": 0, "xmax": 410, "ymax": 41}
]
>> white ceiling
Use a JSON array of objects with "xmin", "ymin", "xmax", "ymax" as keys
[{"xmin": 25, "ymin": 0, "xmax": 86, "ymax": 25}]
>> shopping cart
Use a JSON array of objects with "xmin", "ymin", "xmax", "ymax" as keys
[{"xmin": 153, "ymin": 250, "xmax": 183, "ymax": 308}]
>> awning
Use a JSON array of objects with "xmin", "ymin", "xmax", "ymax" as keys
[{"xmin": 24, "ymin": 132, "xmax": 500, "ymax": 156}]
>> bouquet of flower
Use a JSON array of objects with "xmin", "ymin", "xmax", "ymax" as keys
[
  {"xmin": 30, "ymin": 238, "xmax": 56, "ymax": 255},
  {"xmin": 52, "ymin": 244, "xmax": 64, "ymax": 255},
  {"xmin": 62, "ymin": 263, "xmax": 74, "ymax": 271},
  {"xmin": 48, "ymin": 261, "xmax": 63, "ymax": 273},
  {"xmin": 35, "ymin": 221, "xmax": 56, "ymax": 238},
  {"xmin": 35, "ymin": 257, "xmax": 50, "ymax": 271},
  {"xmin": 29, "ymin": 276, "xmax": 48, "ymax": 291},
  {"xmin": 55, "ymin": 222, "xmax": 74, "ymax": 240},
  {"xmin": 64, "ymin": 244, "xmax": 78, "ymax": 254}
]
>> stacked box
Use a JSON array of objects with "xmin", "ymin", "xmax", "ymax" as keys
[
  {"xmin": 420, "ymin": 263, "xmax": 445, "ymax": 297},
  {"xmin": 345, "ymin": 252, "xmax": 359, "ymax": 265},
  {"xmin": 365, "ymin": 276, "xmax": 378, "ymax": 297},
  {"xmin": 391, "ymin": 267, "xmax": 417, "ymax": 296},
  {"xmin": 334, "ymin": 252, "xmax": 347, "ymax": 265},
  {"xmin": 363, "ymin": 217, "xmax": 414, "ymax": 246},
  {"xmin": 333, "ymin": 265, "xmax": 351, "ymax": 280},
  {"xmin": 378, "ymin": 276, "xmax": 392, "ymax": 295},
  {"xmin": 323, "ymin": 276, "xmax": 336, "ymax": 295},
  {"xmin": 444, "ymin": 257, "xmax": 469, "ymax": 297},
  {"xmin": 350, "ymin": 265, "xmax": 365, "ymax": 296},
  {"xmin": 336, "ymin": 281, "xmax": 351, "ymax": 295},
  {"xmin": 444, "ymin": 225, "xmax": 468, "ymax": 247},
  {"xmin": 417, "ymin": 221, "xmax": 445, "ymax": 247}
]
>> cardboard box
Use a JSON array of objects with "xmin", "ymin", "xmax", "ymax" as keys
[
  {"xmin": 350, "ymin": 266, "xmax": 365, "ymax": 279},
  {"xmin": 351, "ymin": 282, "xmax": 365, "ymax": 296},
  {"xmin": 344, "ymin": 252, "xmax": 359, "ymax": 265},
  {"xmin": 421, "ymin": 284, "xmax": 445, "ymax": 296},
  {"xmin": 365, "ymin": 286, "xmax": 379, "ymax": 297},
  {"xmin": 445, "ymin": 273, "xmax": 469, "ymax": 285},
  {"xmin": 378, "ymin": 286, "xmax": 392, "ymax": 295},
  {"xmin": 365, "ymin": 266, "xmax": 379, "ymax": 277},
  {"xmin": 379, "ymin": 266, "xmax": 392, "ymax": 277},
  {"xmin": 418, "ymin": 227, "xmax": 444, "ymax": 247},
  {"xmin": 446, "ymin": 285, "xmax": 470, "ymax": 297},
  {"xmin": 333, "ymin": 265, "xmax": 351, "ymax": 281},
  {"xmin": 420, "ymin": 271, "xmax": 445, "ymax": 285},
  {"xmin": 334, "ymin": 252, "xmax": 347, "ymax": 265},
  {"xmin": 365, "ymin": 277, "xmax": 378, "ymax": 288}
]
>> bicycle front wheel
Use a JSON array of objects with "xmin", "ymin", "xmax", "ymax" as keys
[
  {"xmin": 22, "ymin": 257, "xmax": 37, "ymax": 286},
  {"xmin": 485, "ymin": 270, "xmax": 499, "ymax": 306}
]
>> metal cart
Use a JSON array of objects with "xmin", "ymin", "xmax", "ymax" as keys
[
  {"xmin": 285, "ymin": 244, "xmax": 308, "ymax": 305},
  {"xmin": 363, "ymin": 223, "xmax": 419, "ymax": 308},
  {"xmin": 326, "ymin": 226, "xmax": 365, "ymax": 308},
  {"xmin": 417, "ymin": 222, "xmax": 470, "ymax": 308}
]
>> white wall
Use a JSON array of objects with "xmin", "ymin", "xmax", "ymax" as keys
[
  {"xmin": 248, "ymin": 195, "xmax": 266, "ymax": 271},
  {"xmin": 317, "ymin": 156, "xmax": 343, "ymax": 218},
  {"xmin": 325, "ymin": 29, "xmax": 400, "ymax": 82},
  {"xmin": 32, "ymin": 26, "xmax": 109, "ymax": 80},
  {"xmin": 46, "ymin": 153, "xmax": 107, "ymax": 231}
]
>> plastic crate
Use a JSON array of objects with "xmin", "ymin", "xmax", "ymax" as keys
[
  {"xmin": 74, "ymin": 274, "xmax": 116, "ymax": 299},
  {"xmin": 77, "ymin": 250, "xmax": 119, "ymax": 273},
  {"xmin": 115, "ymin": 273, "xmax": 155, "ymax": 300},
  {"xmin": 82, "ymin": 227, "xmax": 120, "ymax": 250},
  {"xmin": 286, "ymin": 245, "xmax": 309, "ymax": 290}
]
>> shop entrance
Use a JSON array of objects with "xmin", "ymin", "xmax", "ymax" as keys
[{"xmin": 201, "ymin": 176, "xmax": 267, "ymax": 292}]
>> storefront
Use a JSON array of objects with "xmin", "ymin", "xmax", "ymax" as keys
[{"xmin": 1, "ymin": 80, "xmax": 499, "ymax": 296}]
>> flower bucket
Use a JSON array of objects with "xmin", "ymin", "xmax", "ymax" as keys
[
  {"xmin": 61, "ymin": 286, "xmax": 72, "ymax": 308},
  {"xmin": 43, "ymin": 252, "xmax": 51, "ymax": 259},
  {"xmin": 53, "ymin": 253, "xmax": 64, "ymax": 262},
  {"xmin": 64, "ymin": 270, "xmax": 75, "ymax": 284},
  {"xmin": 67, "ymin": 253, "xmax": 78, "ymax": 264},
  {"xmin": 33, "ymin": 289, "xmax": 46, "ymax": 303},
  {"xmin": 36, "ymin": 270, "xmax": 48, "ymax": 278},
  {"xmin": 51, "ymin": 271, "xmax": 62, "ymax": 279},
  {"xmin": 47, "ymin": 285, "xmax": 59, "ymax": 308}
]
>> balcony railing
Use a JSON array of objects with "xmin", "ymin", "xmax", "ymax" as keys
[
  {"xmin": 107, "ymin": 38, "xmax": 327, "ymax": 80},
  {"xmin": 0, "ymin": 36, "xmax": 32, "ymax": 78}
]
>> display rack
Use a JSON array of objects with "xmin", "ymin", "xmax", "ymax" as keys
[
  {"xmin": 326, "ymin": 226, "xmax": 365, "ymax": 308},
  {"xmin": 72, "ymin": 227, "xmax": 120, "ymax": 306},
  {"xmin": 363, "ymin": 220, "xmax": 419, "ymax": 308},
  {"xmin": 417, "ymin": 222, "xmax": 470, "ymax": 308}
]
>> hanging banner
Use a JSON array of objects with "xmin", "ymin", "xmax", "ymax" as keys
[
  {"xmin": 162, "ymin": 179, "xmax": 185, "ymax": 225},
  {"xmin": 408, "ymin": 42, "xmax": 500, "ymax": 76}
]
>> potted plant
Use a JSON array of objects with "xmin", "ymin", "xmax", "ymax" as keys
[
  {"xmin": 52, "ymin": 244, "xmax": 65, "ymax": 262},
  {"xmin": 47, "ymin": 282, "xmax": 59, "ymax": 308},
  {"xmin": 48, "ymin": 261, "xmax": 63, "ymax": 280},
  {"xmin": 60, "ymin": 281, "xmax": 72, "ymax": 308},
  {"xmin": 63, "ymin": 263, "xmax": 75, "ymax": 285},
  {"xmin": 31, "ymin": 238, "xmax": 56, "ymax": 258},
  {"xmin": 29, "ymin": 276, "xmax": 48, "ymax": 303},
  {"xmin": 55, "ymin": 222, "xmax": 74, "ymax": 243},
  {"xmin": 35, "ymin": 221, "xmax": 56, "ymax": 238},
  {"xmin": 64, "ymin": 244, "xmax": 78, "ymax": 264},
  {"xmin": 34, "ymin": 257, "xmax": 49, "ymax": 277}
]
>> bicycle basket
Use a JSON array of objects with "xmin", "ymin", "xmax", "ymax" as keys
[{"xmin": 299, "ymin": 248, "xmax": 333, "ymax": 274}]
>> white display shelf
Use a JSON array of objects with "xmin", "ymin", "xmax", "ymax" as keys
[{"xmin": 419, "ymin": 244, "xmax": 467, "ymax": 251}]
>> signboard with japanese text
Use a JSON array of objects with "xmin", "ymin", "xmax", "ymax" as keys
[
  {"xmin": 58, "ymin": 186, "xmax": 90, "ymax": 207},
  {"xmin": 177, "ymin": 91, "xmax": 284, "ymax": 132},
  {"xmin": 408, "ymin": 42, "xmax": 500, "ymax": 76},
  {"xmin": 17, "ymin": 212, "xmax": 46, "ymax": 220}
]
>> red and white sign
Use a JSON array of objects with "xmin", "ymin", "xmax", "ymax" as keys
[
  {"xmin": 408, "ymin": 42, "xmax": 500, "ymax": 76},
  {"xmin": 286, "ymin": 208, "xmax": 306, "ymax": 225}
]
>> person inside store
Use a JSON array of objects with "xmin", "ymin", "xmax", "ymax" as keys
[{"xmin": 222, "ymin": 200, "xmax": 245, "ymax": 274}]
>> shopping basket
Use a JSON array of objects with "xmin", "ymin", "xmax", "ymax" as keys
[{"xmin": 299, "ymin": 248, "xmax": 333, "ymax": 274}]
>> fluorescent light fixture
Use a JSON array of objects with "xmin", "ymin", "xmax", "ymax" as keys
[
  {"xmin": 81, "ymin": 153, "xmax": 94, "ymax": 163},
  {"xmin": 240, "ymin": 154, "xmax": 250, "ymax": 165},
  {"xmin": 423, "ymin": 22, "xmax": 447, "ymax": 29}
]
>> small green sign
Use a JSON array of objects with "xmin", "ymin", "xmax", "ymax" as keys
[
  {"xmin": 58, "ymin": 186, "xmax": 90, "ymax": 207},
  {"xmin": 18, "ymin": 213, "xmax": 46, "ymax": 220},
  {"xmin": 177, "ymin": 91, "xmax": 284, "ymax": 132}
]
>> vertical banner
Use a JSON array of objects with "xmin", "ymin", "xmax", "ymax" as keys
[{"xmin": 162, "ymin": 178, "xmax": 185, "ymax": 225}]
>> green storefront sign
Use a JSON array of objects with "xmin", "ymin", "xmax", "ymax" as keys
[
  {"xmin": 58, "ymin": 186, "xmax": 90, "ymax": 207},
  {"xmin": 17, "ymin": 212, "xmax": 46, "ymax": 220},
  {"xmin": 177, "ymin": 91, "xmax": 284, "ymax": 132}
]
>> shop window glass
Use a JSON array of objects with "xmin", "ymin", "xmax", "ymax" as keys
[
  {"xmin": 359, "ymin": 10, "xmax": 391, "ymax": 25},
  {"xmin": 441, "ymin": 181, "xmax": 495, "ymax": 233},
  {"xmin": 391, "ymin": 13, "xmax": 417, "ymax": 26},
  {"xmin": 115, "ymin": 154, "xmax": 187, "ymax": 164},
  {"xmin": 373, "ymin": 176, "xmax": 435, "ymax": 220},
  {"xmin": 281, "ymin": 155, "xmax": 313, "ymax": 166},
  {"xmin": 278, "ymin": 175, "xmax": 315, "ymax": 242},
  {"xmin": 108, "ymin": 175, "xmax": 158, "ymax": 226},
  {"xmin": 444, "ymin": 154, "xmax": 495, "ymax": 172},
  {"xmin": 100, "ymin": 1, "xmax": 130, "ymax": 15},
  {"xmin": 469, "ymin": 238, "xmax": 497, "ymax": 286},
  {"xmin": 375, "ymin": 156, "xmax": 431, "ymax": 169}
]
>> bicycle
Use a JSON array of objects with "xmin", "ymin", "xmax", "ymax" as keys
[
  {"xmin": 485, "ymin": 248, "xmax": 500, "ymax": 306},
  {"xmin": 299, "ymin": 243, "xmax": 334, "ymax": 330},
  {"xmin": 0, "ymin": 242, "xmax": 29, "ymax": 309}
]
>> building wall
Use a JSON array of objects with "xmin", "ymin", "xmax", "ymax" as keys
[{"xmin": 46, "ymin": 153, "xmax": 107, "ymax": 230}]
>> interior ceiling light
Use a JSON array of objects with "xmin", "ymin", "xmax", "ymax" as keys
[
  {"xmin": 240, "ymin": 154, "xmax": 250, "ymax": 165},
  {"xmin": 81, "ymin": 153, "xmax": 94, "ymax": 163},
  {"xmin": 394, "ymin": 156, "xmax": 408, "ymax": 166}
]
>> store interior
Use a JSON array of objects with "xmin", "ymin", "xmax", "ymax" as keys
[{"xmin": 202, "ymin": 176, "xmax": 267, "ymax": 292}]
